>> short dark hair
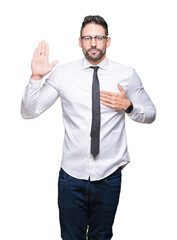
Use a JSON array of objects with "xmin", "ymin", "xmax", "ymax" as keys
[{"xmin": 80, "ymin": 15, "xmax": 108, "ymax": 37}]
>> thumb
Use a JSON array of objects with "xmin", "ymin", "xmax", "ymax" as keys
[
  {"xmin": 50, "ymin": 60, "xmax": 59, "ymax": 70},
  {"xmin": 117, "ymin": 83, "xmax": 124, "ymax": 92}
]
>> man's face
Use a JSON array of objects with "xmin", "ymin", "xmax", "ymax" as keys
[{"xmin": 79, "ymin": 23, "xmax": 111, "ymax": 65}]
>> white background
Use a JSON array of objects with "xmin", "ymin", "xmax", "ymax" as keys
[{"xmin": 0, "ymin": 0, "xmax": 176, "ymax": 239}]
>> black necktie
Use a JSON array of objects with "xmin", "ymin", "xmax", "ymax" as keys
[{"xmin": 90, "ymin": 66, "xmax": 100, "ymax": 157}]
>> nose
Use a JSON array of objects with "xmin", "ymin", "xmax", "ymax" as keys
[{"xmin": 90, "ymin": 37, "xmax": 97, "ymax": 47}]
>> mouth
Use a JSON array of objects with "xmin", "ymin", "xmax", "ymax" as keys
[{"xmin": 89, "ymin": 49, "xmax": 99, "ymax": 54}]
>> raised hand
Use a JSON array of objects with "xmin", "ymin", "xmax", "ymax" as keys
[
  {"xmin": 31, "ymin": 40, "xmax": 58, "ymax": 80},
  {"xmin": 100, "ymin": 83, "xmax": 131, "ymax": 111}
]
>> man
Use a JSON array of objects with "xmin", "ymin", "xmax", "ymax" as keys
[{"xmin": 21, "ymin": 15, "xmax": 156, "ymax": 240}]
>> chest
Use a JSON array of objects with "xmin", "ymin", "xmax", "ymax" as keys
[
  {"xmin": 57, "ymin": 69, "xmax": 131, "ymax": 114},
  {"xmin": 59, "ymin": 70, "xmax": 130, "ymax": 98}
]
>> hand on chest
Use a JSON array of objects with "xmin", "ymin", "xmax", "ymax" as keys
[{"xmin": 59, "ymin": 71, "xmax": 130, "ymax": 114}]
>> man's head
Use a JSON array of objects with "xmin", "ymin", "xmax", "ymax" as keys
[{"xmin": 79, "ymin": 15, "xmax": 111, "ymax": 65}]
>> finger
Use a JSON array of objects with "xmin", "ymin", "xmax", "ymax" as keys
[
  {"xmin": 100, "ymin": 92, "xmax": 118, "ymax": 101},
  {"xmin": 101, "ymin": 101, "xmax": 116, "ymax": 109},
  {"xmin": 100, "ymin": 96, "xmax": 117, "ymax": 104},
  {"xmin": 37, "ymin": 42, "xmax": 42, "ymax": 56},
  {"xmin": 45, "ymin": 43, "xmax": 49, "ymax": 57},
  {"xmin": 100, "ymin": 90, "xmax": 117, "ymax": 96},
  {"xmin": 33, "ymin": 48, "xmax": 38, "ymax": 59},
  {"xmin": 49, "ymin": 60, "xmax": 59, "ymax": 70},
  {"xmin": 117, "ymin": 83, "xmax": 124, "ymax": 92},
  {"xmin": 41, "ymin": 40, "xmax": 45, "ymax": 55}
]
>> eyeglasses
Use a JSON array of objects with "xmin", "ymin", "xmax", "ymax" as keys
[{"xmin": 81, "ymin": 35, "xmax": 108, "ymax": 42}]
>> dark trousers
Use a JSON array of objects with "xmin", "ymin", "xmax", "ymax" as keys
[{"xmin": 58, "ymin": 167, "xmax": 122, "ymax": 240}]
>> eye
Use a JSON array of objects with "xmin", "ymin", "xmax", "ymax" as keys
[
  {"xmin": 83, "ymin": 36, "xmax": 91, "ymax": 41},
  {"xmin": 95, "ymin": 36, "xmax": 104, "ymax": 41}
]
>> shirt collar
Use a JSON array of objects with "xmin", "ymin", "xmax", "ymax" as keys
[{"xmin": 82, "ymin": 56, "xmax": 109, "ymax": 70}]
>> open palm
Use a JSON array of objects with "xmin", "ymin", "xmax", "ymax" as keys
[{"xmin": 31, "ymin": 40, "xmax": 58, "ymax": 79}]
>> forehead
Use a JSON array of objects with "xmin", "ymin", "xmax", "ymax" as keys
[{"xmin": 82, "ymin": 23, "xmax": 105, "ymax": 36}]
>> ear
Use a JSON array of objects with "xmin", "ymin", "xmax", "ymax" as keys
[
  {"xmin": 106, "ymin": 37, "xmax": 111, "ymax": 48},
  {"xmin": 79, "ymin": 37, "xmax": 82, "ymax": 48}
]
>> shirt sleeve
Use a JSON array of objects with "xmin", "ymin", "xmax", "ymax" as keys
[
  {"xmin": 126, "ymin": 70, "xmax": 156, "ymax": 123},
  {"xmin": 21, "ymin": 68, "xmax": 60, "ymax": 119}
]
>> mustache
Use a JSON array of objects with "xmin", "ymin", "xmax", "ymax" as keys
[{"xmin": 87, "ymin": 47, "xmax": 101, "ymax": 52}]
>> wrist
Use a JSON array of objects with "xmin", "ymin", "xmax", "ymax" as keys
[
  {"xmin": 31, "ymin": 75, "xmax": 42, "ymax": 80},
  {"xmin": 124, "ymin": 99, "xmax": 131, "ymax": 110},
  {"xmin": 125, "ymin": 101, "xmax": 134, "ymax": 114}
]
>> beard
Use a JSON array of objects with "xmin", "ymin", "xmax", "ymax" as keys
[{"xmin": 83, "ymin": 47, "xmax": 106, "ymax": 62}]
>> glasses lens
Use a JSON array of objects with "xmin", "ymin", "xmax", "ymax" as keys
[
  {"xmin": 95, "ymin": 36, "xmax": 104, "ymax": 41},
  {"xmin": 81, "ymin": 36, "xmax": 107, "ymax": 42},
  {"xmin": 83, "ymin": 36, "xmax": 91, "ymax": 41}
]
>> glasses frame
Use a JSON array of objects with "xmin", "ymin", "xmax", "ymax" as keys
[{"xmin": 80, "ymin": 35, "xmax": 108, "ymax": 42}]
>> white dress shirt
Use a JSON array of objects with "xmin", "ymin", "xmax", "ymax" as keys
[{"xmin": 21, "ymin": 57, "xmax": 156, "ymax": 181}]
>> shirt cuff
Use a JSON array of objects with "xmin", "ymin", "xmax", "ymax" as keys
[
  {"xmin": 29, "ymin": 77, "xmax": 42, "ymax": 88},
  {"xmin": 127, "ymin": 103, "xmax": 145, "ymax": 122}
]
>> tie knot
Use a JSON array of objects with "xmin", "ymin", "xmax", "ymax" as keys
[{"xmin": 89, "ymin": 66, "xmax": 99, "ymax": 72}]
